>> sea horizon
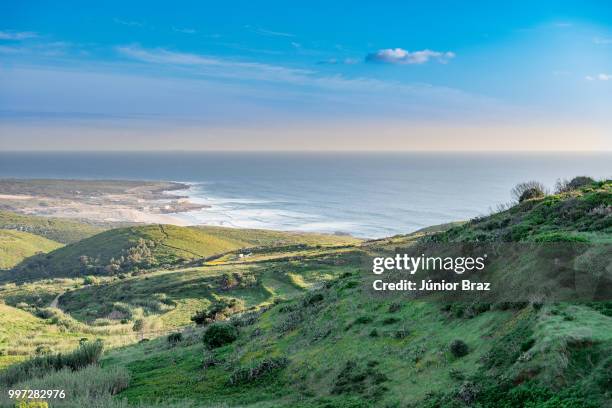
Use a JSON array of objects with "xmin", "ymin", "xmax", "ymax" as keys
[{"xmin": 1, "ymin": 151, "xmax": 610, "ymax": 238}]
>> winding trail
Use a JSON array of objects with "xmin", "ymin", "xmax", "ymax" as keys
[{"xmin": 49, "ymin": 293, "xmax": 62, "ymax": 309}]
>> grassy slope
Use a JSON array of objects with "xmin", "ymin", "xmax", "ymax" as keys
[
  {"xmin": 98, "ymin": 181, "xmax": 612, "ymax": 407},
  {"xmin": 0, "ymin": 210, "xmax": 107, "ymax": 244},
  {"xmin": 0, "ymin": 229, "xmax": 62, "ymax": 269},
  {"xmin": 56, "ymin": 248, "xmax": 358, "ymax": 326},
  {"xmin": 0, "ymin": 303, "xmax": 92, "ymax": 369},
  {"xmin": 0, "ymin": 181, "xmax": 609, "ymax": 407},
  {"xmin": 433, "ymin": 179, "xmax": 611, "ymax": 243},
  {"xmin": 11, "ymin": 224, "xmax": 360, "ymax": 281}
]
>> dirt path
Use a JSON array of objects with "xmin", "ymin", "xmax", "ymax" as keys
[{"xmin": 50, "ymin": 293, "xmax": 61, "ymax": 309}]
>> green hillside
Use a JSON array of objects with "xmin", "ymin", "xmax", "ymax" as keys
[
  {"xmin": 0, "ymin": 303, "xmax": 90, "ymax": 369},
  {"xmin": 96, "ymin": 179, "xmax": 611, "ymax": 407},
  {"xmin": 11, "ymin": 224, "xmax": 360, "ymax": 281},
  {"xmin": 432, "ymin": 179, "xmax": 612, "ymax": 243},
  {"xmin": 0, "ymin": 179, "xmax": 609, "ymax": 407},
  {"xmin": 0, "ymin": 210, "xmax": 108, "ymax": 244},
  {"xmin": 0, "ymin": 230, "xmax": 62, "ymax": 269}
]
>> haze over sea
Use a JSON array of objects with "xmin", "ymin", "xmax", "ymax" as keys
[{"xmin": 0, "ymin": 152, "xmax": 610, "ymax": 238}]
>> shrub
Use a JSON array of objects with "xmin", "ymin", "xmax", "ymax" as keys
[
  {"xmin": 555, "ymin": 176, "xmax": 595, "ymax": 193},
  {"xmin": 230, "ymin": 310, "xmax": 260, "ymax": 327},
  {"xmin": 167, "ymin": 332, "xmax": 183, "ymax": 344},
  {"xmin": 0, "ymin": 365, "xmax": 129, "ymax": 408},
  {"xmin": 512, "ymin": 181, "xmax": 547, "ymax": 203},
  {"xmin": 228, "ymin": 357, "xmax": 289, "ymax": 385},
  {"xmin": 302, "ymin": 292, "xmax": 324, "ymax": 306},
  {"xmin": 0, "ymin": 340, "xmax": 104, "ymax": 386},
  {"xmin": 202, "ymin": 323, "xmax": 238, "ymax": 349},
  {"xmin": 383, "ymin": 317, "xmax": 400, "ymax": 325},
  {"xmin": 276, "ymin": 311, "xmax": 304, "ymax": 333},
  {"xmin": 332, "ymin": 360, "xmax": 388, "ymax": 396},
  {"xmin": 83, "ymin": 275, "xmax": 99, "ymax": 285},
  {"xmin": 450, "ymin": 339, "xmax": 469, "ymax": 358},
  {"xmin": 191, "ymin": 299, "xmax": 239, "ymax": 325}
]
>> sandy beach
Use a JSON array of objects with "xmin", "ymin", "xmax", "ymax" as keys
[{"xmin": 0, "ymin": 179, "xmax": 204, "ymax": 225}]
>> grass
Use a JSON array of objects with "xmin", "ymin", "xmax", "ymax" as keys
[
  {"xmin": 53, "ymin": 254, "xmax": 356, "ymax": 326},
  {"xmin": 0, "ymin": 229, "xmax": 62, "ymax": 269},
  {"xmin": 0, "ymin": 364, "xmax": 130, "ymax": 408},
  {"xmin": 0, "ymin": 178, "xmax": 609, "ymax": 407},
  {"xmin": 11, "ymin": 224, "xmax": 360, "ymax": 281},
  {"xmin": 0, "ymin": 210, "xmax": 108, "ymax": 244}
]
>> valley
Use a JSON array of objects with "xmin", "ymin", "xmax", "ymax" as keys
[{"xmin": 0, "ymin": 178, "xmax": 610, "ymax": 407}]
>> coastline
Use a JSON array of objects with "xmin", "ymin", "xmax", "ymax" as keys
[{"xmin": 0, "ymin": 179, "xmax": 205, "ymax": 226}]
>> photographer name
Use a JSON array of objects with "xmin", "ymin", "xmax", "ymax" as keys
[{"xmin": 373, "ymin": 279, "xmax": 491, "ymax": 291}]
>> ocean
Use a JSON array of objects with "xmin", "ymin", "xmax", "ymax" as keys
[{"xmin": 0, "ymin": 152, "xmax": 610, "ymax": 238}]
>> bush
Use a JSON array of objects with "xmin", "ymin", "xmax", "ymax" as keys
[
  {"xmin": 167, "ymin": 332, "xmax": 183, "ymax": 344},
  {"xmin": 450, "ymin": 339, "xmax": 469, "ymax": 358},
  {"xmin": 83, "ymin": 275, "xmax": 99, "ymax": 285},
  {"xmin": 0, "ymin": 340, "xmax": 104, "ymax": 386},
  {"xmin": 0, "ymin": 365, "xmax": 129, "ymax": 408},
  {"xmin": 555, "ymin": 176, "xmax": 595, "ymax": 193},
  {"xmin": 202, "ymin": 323, "xmax": 238, "ymax": 349},
  {"xmin": 512, "ymin": 181, "xmax": 547, "ymax": 203},
  {"xmin": 302, "ymin": 292, "xmax": 324, "ymax": 306},
  {"xmin": 191, "ymin": 299, "xmax": 239, "ymax": 325},
  {"xmin": 228, "ymin": 357, "xmax": 289, "ymax": 385}
]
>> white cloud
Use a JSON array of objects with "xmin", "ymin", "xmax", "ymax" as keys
[
  {"xmin": 586, "ymin": 73, "xmax": 612, "ymax": 81},
  {"xmin": 366, "ymin": 48, "xmax": 455, "ymax": 65},
  {"xmin": 0, "ymin": 30, "xmax": 38, "ymax": 40},
  {"xmin": 114, "ymin": 45, "xmax": 473, "ymax": 99}
]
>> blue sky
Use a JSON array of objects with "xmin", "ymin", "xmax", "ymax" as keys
[{"xmin": 1, "ymin": 0, "xmax": 611, "ymax": 150}]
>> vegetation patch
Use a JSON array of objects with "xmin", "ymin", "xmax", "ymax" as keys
[
  {"xmin": 228, "ymin": 357, "xmax": 289, "ymax": 386},
  {"xmin": 202, "ymin": 323, "xmax": 239, "ymax": 349}
]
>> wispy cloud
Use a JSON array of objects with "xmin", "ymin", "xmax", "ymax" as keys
[
  {"xmin": 586, "ymin": 73, "xmax": 612, "ymax": 81},
  {"xmin": 0, "ymin": 41, "xmax": 72, "ymax": 56},
  {"xmin": 113, "ymin": 18, "xmax": 144, "ymax": 27},
  {"xmin": 244, "ymin": 25, "xmax": 294, "ymax": 37},
  {"xmin": 0, "ymin": 30, "xmax": 38, "ymax": 40},
  {"xmin": 365, "ymin": 48, "xmax": 455, "ymax": 65},
  {"xmin": 111, "ymin": 45, "xmax": 494, "ymax": 115},
  {"xmin": 173, "ymin": 27, "xmax": 196, "ymax": 34},
  {"xmin": 116, "ymin": 45, "xmax": 313, "ymax": 83}
]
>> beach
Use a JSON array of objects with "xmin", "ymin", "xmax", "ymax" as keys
[{"xmin": 0, "ymin": 179, "xmax": 205, "ymax": 225}]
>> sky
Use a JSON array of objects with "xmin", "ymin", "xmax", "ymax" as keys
[{"xmin": 0, "ymin": 0, "xmax": 611, "ymax": 151}]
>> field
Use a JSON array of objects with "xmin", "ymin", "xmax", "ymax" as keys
[{"xmin": 0, "ymin": 178, "xmax": 610, "ymax": 407}]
